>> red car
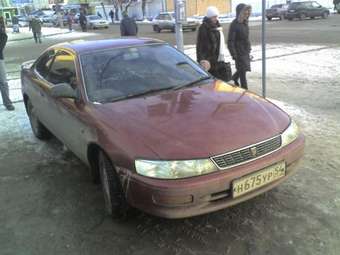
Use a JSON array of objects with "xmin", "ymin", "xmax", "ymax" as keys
[{"xmin": 21, "ymin": 39, "xmax": 304, "ymax": 219}]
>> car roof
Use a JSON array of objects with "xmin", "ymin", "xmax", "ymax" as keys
[{"xmin": 56, "ymin": 38, "xmax": 165, "ymax": 54}]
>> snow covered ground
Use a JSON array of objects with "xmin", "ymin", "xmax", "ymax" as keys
[{"xmin": 7, "ymin": 27, "xmax": 96, "ymax": 42}]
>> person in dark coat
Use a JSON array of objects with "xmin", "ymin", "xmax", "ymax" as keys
[
  {"xmin": 228, "ymin": 3, "xmax": 252, "ymax": 89},
  {"xmin": 109, "ymin": 9, "xmax": 114, "ymax": 24},
  {"xmin": 67, "ymin": 13, "xmax": 73, "ymax": 32},
  {"xmin": 120, "ymin": 12, "xmax": 138, "ymax": 36},
  {"xmin": 79, "ymin": 12, "xmax": 87, "ymax": 32},
  {"xmin": 12, "ymin": 16, "xmax": 20, "ymax": 33},
  {"xmin": 196, "ymin": 6, "xmax": 227, "ymax": 79},
  {"xmin": 29, "ymin": 17, "xmax": 42, "ymax": 44},
  {"xmin": 0, "ymin": 17, "xmax": 14, "ymax": 110}
]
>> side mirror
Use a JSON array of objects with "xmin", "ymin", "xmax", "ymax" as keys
[{"xmin": 50, "ymin": 83, "xmax": 79, "ymax": 100}]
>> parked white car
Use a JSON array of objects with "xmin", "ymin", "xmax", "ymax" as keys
[{"xmin": 86, "ymin": 15, "xmax": 109, "ymax": 29}]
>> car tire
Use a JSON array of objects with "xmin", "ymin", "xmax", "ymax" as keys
[
  {"xmin": 98, "ymin": 151, "xmax": 129, "ymax": 219},
  {"xmin": 322, "ymin": 12, "xmax": 328, "ymax": 19},
  {"xmin": 27, "ymin": 99, "xmax": 51, "ymax": 140},
  {"xmin": 267, "ymin": 17, "xmax": 272, "ymax": 21},
  {"xmin": 280, "ymin": 14, "xmax": 285, "ymax": 20},
  {"xmin": 153, "ymin": 25, "xmax": 161, "ymax": 33},
  {"xmin": 288, "ymin": 18, "xmax": 293, "ymax": 21},
  {"xmin": 191, "ymin": 27, "xmax": 196, "ymax": 31},
  {"xmin": 299, "ymin": 13, "xmax": 306, "ymax": 20}
]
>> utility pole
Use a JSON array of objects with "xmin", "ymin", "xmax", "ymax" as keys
[
  {"xmin": 174, "ymin": 0, "xmax": 185, "ymax": 52},
  {"xmin": 262, "ymin": 0, "xmax": 266, "ymax": 98}
]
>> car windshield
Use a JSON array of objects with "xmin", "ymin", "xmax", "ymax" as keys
[{"xmin": 81, "ymin": 44, "xmax": 209, "ymax": 103}]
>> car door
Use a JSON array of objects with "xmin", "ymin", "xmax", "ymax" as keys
[
  {"xmin": 163, "ymin": 14, "xmax": 173, "ymax": 29},
  {"xmin": 311, "ymin": 1, "xmax": 323, "ymax": 16},
  {"xmin": 30, "ymin": 50, "xmax": 56, "ymax": 129},
  {"xmin": 43, "ymin": 49, "xmax": 94, "ymax": 162},
  {"xmin": 157, "ymin": 14, "xmax": 166, "ymax": 29},
  {"xmin": 303, "ymin": 2, "xmax": 314, "ymax": 17}
]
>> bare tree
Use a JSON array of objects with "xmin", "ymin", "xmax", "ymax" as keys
[{"xmin": 112, "ymin": 0, "xmax": 135, "ymax": 17}]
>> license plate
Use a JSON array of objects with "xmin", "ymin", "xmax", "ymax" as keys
[{"xmin": 232, "ymin": 161, "xmax": 286, "ymax": 198}]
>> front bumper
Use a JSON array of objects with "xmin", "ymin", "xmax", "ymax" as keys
[{"xmin": 121, "ymin": 134, "xmax": 305, "ymax": 219}]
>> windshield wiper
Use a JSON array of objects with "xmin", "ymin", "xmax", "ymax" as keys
[
  {"xmin": 173, "ymin": 76, "xmax": 211, "ymax": 91},
  {"xmin": 107, "ymin": 86, "xmax": 175, "ymax": 103}
]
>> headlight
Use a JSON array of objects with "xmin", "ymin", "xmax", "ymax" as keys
[
  {"xmin": 281, "ymin": 119, "xmax": 300, "ymax": 147},
  {"xmin": 135, "ymin": 159, "xmax": 217, "ymax": 179}
]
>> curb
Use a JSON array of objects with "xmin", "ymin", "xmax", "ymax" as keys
[{"xmin": 8, "ymin": 31, "xmax": 72, "ymax": 42}]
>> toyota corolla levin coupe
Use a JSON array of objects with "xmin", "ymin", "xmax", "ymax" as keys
[{"xmin": 21, "ymin": 39, "xmax": 304, "ymax": 219}]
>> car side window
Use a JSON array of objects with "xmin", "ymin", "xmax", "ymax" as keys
[
  {"xmin": 158, "ymin": 14, "xmax": 165, "ymax": 20},
  {"xmin": 46, "ymin": 51, "xmax": 77, "ymax": 86},
  {"xmin": 304, "ymin": 2, "xmax": 313, "ymax": 8},
  {"xmin": 35, "ymin": 50, "xmax": 55, "ymax": 79},
  {"xmin": 164, "ymin": 14, "xmax": 172, "ymax": 20},
  {"xmin": 312, "ymin": 2, "xmax": 321, "ymax": 7}
]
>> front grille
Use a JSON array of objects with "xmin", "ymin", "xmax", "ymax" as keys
[{"xmin": 211, "ymin": 136, "xmax": 282, "ymax": 169}]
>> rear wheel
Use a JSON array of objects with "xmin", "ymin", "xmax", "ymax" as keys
[
  {"xmin": 322, "ymin": 12, "xmax": 328, "ymax": 19},
  {"xmin": 26, "ymin": 99, "xmax": 51, "ymax": 140},
  {"xmin": 191, "ymin": 27, "xmax": 196, "ymax": 31},
  {"xmin": 267, "ymin": 17, "xmax": 272, "ymax": 21},
  {"xmin": 98, "ymin": 151, "xmax": 129, "ymax": 219},
  {"xmin": 299, "ymin": 13, "xmax": 306, "ymax": 20}
]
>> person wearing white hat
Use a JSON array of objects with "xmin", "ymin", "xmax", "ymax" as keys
[{"xmin": 196, "ymin": 6, "xmax": 229, "ymax": 81}]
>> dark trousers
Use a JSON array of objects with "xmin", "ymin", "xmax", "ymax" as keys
[
  {"xmin": 232, "ymin": 70, "xmax": 248, "ymax": 90},
  {"xmin": 33, "ymin": 32, "xmax": 42, "ymax": 43},
  {"xmin": 80, "ymin": 23, "xmax": 87, "ymax": 32}
]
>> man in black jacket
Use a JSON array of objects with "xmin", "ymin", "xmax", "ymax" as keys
[
  {"xmin": 228, "ymin": 3, "xmax": 252, "ymax": 89},
  {"xmin": 120, "ymin": 12, "xmax": 138, "ymax": 36},
  {"xmin": 0, "ymin": 19, "xmax": 14, "ymax": 111},
  {"xmin": 196, "ymin": 6, "xmax": 228, "ymax": 80},
  {"xmin": 79, "ymin": 12, "xmax": 87, "ymax": 32}
]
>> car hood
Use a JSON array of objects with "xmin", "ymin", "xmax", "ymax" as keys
[{"xmin": 93, "ymin": 81, "xmax": 290, "ymax": 160}]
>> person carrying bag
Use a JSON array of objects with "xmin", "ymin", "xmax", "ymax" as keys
[{"xmin": 196, "ymin": 6, "xmax": 232, "ymax": 82}]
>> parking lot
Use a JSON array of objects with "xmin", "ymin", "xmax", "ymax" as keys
[{"xmin": 1, "ymin": 15, "xmax": 340, "ymax": 255}]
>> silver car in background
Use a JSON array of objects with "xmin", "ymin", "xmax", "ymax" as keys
[
  {"xmin": 86, "ymin": 15, "xmax": 110, "ymax": 29},
  {"xmin": 152, "ymin": 12, "xmax": 199, "ymax": 33}
]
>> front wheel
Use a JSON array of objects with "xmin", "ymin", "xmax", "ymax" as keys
[
  {"xmin": 267, "ymin": 17, "xmax": 272, "ymax": 21},
  {"xmin": 153, "ymin": 25, "xmax": 161, "ymax": 33},
  {"xmin": 26, "ymin": 99, "xmax": 51, "ymax": 140},
  {"xmin": 322, "ymin": 12, "xmax": 329, "ymax": 19},
  {"xmin": 99, "ymin": 151, "xmax": 129, "ymax": 219}
]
